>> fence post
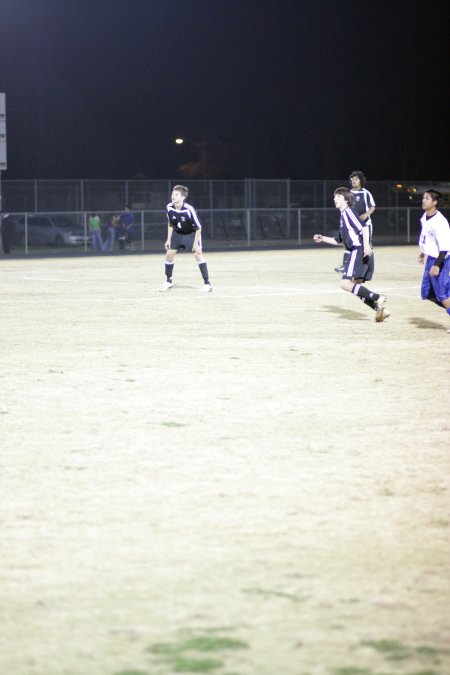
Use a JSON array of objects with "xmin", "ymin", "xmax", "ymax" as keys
[
  {"xmin": 406, "ymin": 208, "xmax": 410, "ymax": 244},
  {"xmin": 141, "ymin": 210, "xmax": 144, "ymax": 250},
  {"xmin": 83, "ymin": 211, "xmax": 88, "ymax": 252},
  {"xmin": 246, "ymin": 208, "xmax": 251, "ymax": 247},
  {"xmin": 209, "ymin": 180, "xmax": 214, "ymax": 237},
  {"xmin": 297, "ymin": 209, "xmax": 302, "ymax": 245},
  {"xmin": 25, "ymin": 213, "xmax": 29, "ymax": 254}
]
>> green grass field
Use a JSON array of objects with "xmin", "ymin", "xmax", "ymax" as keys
[{"xmin": 0, "ymin": 247, "xmax": 449, "ymax": 675}]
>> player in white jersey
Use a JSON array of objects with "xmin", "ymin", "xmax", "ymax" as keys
[
  {"xmin": 159, "ymin": 185, "xmax": 212, "ymax": 292},
  {"xmin": 335, "ymin": 171, "xmax": 376, "ymax": 275},
  {"xmin": 418, "ymin": 189, "xmax": 450, "ymax": 332}
]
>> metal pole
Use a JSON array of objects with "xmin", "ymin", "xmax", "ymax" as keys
[
  {"xmin": 246, "ymin": 208, "xmax": 251, "ymax": 247},
  {"xmin": 83, "ymin": 211, "xmax": 88, "ymax": 252},
  {"xmin": 25, "ymin": 213, "xmax": 28, "ymax": 255},
  {"xmin": 406, "ymin": 208, "xmax": 410, "ymax": 244},
  {"xmin": 286, "ymin": 178, "xmax": 291, "ymax": 237},
  {"xmin": 209, "ymin": 180, "xmax": 214, "ymax": 237},
  {"xmin": 141, "ymin": 210, "xmax": 144, "ymax": 250}
]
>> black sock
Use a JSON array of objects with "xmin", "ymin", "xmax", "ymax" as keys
[
  {"xmin": 360, "ymin": 296, "xmax": 376, "ymax": 310},
  {"xmin": 165, "ymin": 262, "xmax": 174, "ymax": 281},
  {"xmin": 198, "ymin": 262, "xmax": 210, "ymax": 284},
  {"xmin": 352, "ymin": 283, "xmax": 379, "ymax": 303}
]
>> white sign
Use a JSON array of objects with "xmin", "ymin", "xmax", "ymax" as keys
[
  {"xmin": 0, "ymin": 142, "xmax": 6, "ymax": 169},
  {"xmin": 0, "ymin": 93, "xmax": 6, "ymax": 169}
]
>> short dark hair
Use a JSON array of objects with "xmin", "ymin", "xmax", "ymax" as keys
[
  {"xmin": 334, "ymin": 187, "xmax": 354, "ymax": 206},
  {"xmin": 424, "ymin": 189, "xmax": 442, "ymax": 206},
  {"xmin": 349, "ymin": 171, "xmax": 366, "ymax": 188}
]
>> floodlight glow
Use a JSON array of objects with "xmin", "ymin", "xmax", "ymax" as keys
[{"xmin": 175, "ymin": 138, "xmax": 184, "ymax": 144}]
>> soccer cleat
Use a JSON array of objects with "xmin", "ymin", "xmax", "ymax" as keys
[
  {"xmin": 375, "ymin": 295, "xmax": 388, "ymax": 322},
  {"xmin": 334, "ymin": 265, "xmax": 344, "ymax": 273},
  {"xmin": 159, "ymin": 281, "xmax": 173, "ymax": 292},
  {"xmin": 376, "ymin": 307, "xmax": 391, "ymax": 322},
  {"xmin": 199, "ymin": 283, "xmax": 213, "ymax": 293}
]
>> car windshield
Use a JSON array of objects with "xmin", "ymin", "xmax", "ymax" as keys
[{"xmin": 52, "ymin": 215, "xmax": 77, "ymax": 227}]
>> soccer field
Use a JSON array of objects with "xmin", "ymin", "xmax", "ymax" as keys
[{"xmin": 1, "ymin": 247, "xmax": 449, "ymax": 675}]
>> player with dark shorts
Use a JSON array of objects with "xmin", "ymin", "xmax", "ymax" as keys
[
  {"xmin": 159, "ymin": 185, "xmax": 212, "ymax": 292},
  {"xmin": 335, "ymin": 171, "xmax": 376, "ymax": 279},
  {"xmin": 314, "ymin": 187, "xmax": 389, "ymax": 322}
]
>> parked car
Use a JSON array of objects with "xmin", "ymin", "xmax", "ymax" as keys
[{"xmin": 5, "ymin": 214, "xmax": 90, "ymax": 247}]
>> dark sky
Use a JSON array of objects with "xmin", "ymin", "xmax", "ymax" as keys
[{"xmin": 0, "ymin": 0, "xmax": 449, "ymax": 180}]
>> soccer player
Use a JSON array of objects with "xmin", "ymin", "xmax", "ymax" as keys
[
  {"xmin": 418, "ymin": 189, "xmax": 450, "ymax": 332},
  {"xmin": 314, "ymin": 187, "xmax": 389, "ymax": 322},
  {"xmin": 159, "ymin": 185, "xmax": 212, "ymax": 292},
  {"xmin": 335, "ymin": 171, "xmax": 376, "ymax": 275}
]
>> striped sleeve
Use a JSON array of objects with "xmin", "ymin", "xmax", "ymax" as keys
[
  {"xmin": 343, "ymin": 208, "xmax": 363, "ymax": 232},
  {"xmin": 185, "ymin": 203, "xmax": 202, "ymax": 229},
  {"xmin": 365, "ymin": 189, "xmax": 376, "ymax": 208}
]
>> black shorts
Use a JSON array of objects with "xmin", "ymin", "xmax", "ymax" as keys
[
  {"xmin": 343, "ymin": 247, "xmax": 367, "ymax": 280},
  {"xmin": 360, "ymin": 250, "xmax": 374, "ymax": 281},
  {"xmin": 170, "ymin": 231, "xmax": 199, "ymax": 251},
  {"xmin": 344, "ymin": 247, "xmax": 375, "ymax": 281}
]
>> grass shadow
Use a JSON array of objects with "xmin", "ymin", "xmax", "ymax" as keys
[
  {"xmin": 409, "ymin": 316, "xmax": 446, "ymax": 331},
  {"xmin": 322, "ymin": 305, "xmax": 367, "ymax": 321}
]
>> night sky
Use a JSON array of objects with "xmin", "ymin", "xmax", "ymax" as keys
[{"xmin": 0, "ymin": 0, "xmax": 449, "ymax": 180}]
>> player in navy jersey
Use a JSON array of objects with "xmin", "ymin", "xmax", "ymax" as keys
[
  {"xmin": 418, "ymin": 189, "xmax": 450, "ymax": 332},
  {"xmin": 159, "ymin": 185, "xmax": 212, "ymax": 292},
  {"xmin": 315, "ymin": 187, "xmax": 389, "ymax": 322},
  {"xmin": 335, "ymin": 171, "xmax": 376, "ymax": 275}
]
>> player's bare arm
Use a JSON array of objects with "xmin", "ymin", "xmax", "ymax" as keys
[
  {"xmin": 192, "ymin": 226, "xmax": 202, "ymax": 253},
  {"xmin": 165, "ymin": 224, "xmax": 173, "ymax": 250},
  {"xmin": 314, "ymin": 234, "xmax": 340, "ymax": 246},
  {"xmin": 360, "ymin": 206, "xmax": 375, "ymax": 221},
  {"xmin": 362, "ymin": 226, "xmax": 372, "ymax": 257}
]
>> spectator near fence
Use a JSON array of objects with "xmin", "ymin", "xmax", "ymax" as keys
[
  {"xmin": 105, "ymin": 214, "xmax": 117, "ymax": 251},
  {"xmin": 119, "ymin": 205, "xmax": 136, "ymax": 251},
  {"xmin": 88, "ymin": 212, "xmax": 105, "ymax": 252}
]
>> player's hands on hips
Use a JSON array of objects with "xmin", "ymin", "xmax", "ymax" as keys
[{"xmin": 430, "ymin": 264, "xmax": 440, "ymax": 277}]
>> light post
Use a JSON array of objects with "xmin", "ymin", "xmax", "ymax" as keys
[{"xmin": 174, "ymin": 137, "xmax": 209, "ymax": 179}]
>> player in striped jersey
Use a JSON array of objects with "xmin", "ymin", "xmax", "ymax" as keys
[
  {"xmin": 418, "ymin": 189, "xmax": 450, "ymax": 332},
  {"xmin": 335, "ymin": 171, "xmax": 376, "ymax": 275},
  {"xmin": 159, "ymin": 185, "xmax": 212, "ymax": 292},
  {"xmin": 314, "ymin": 187, "xmax": 389, "ymax": 322}
]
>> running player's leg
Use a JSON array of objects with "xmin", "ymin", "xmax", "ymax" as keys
[{"xmin": 340, "ymin": 249, "xmax": 388, "ymax": 321}]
